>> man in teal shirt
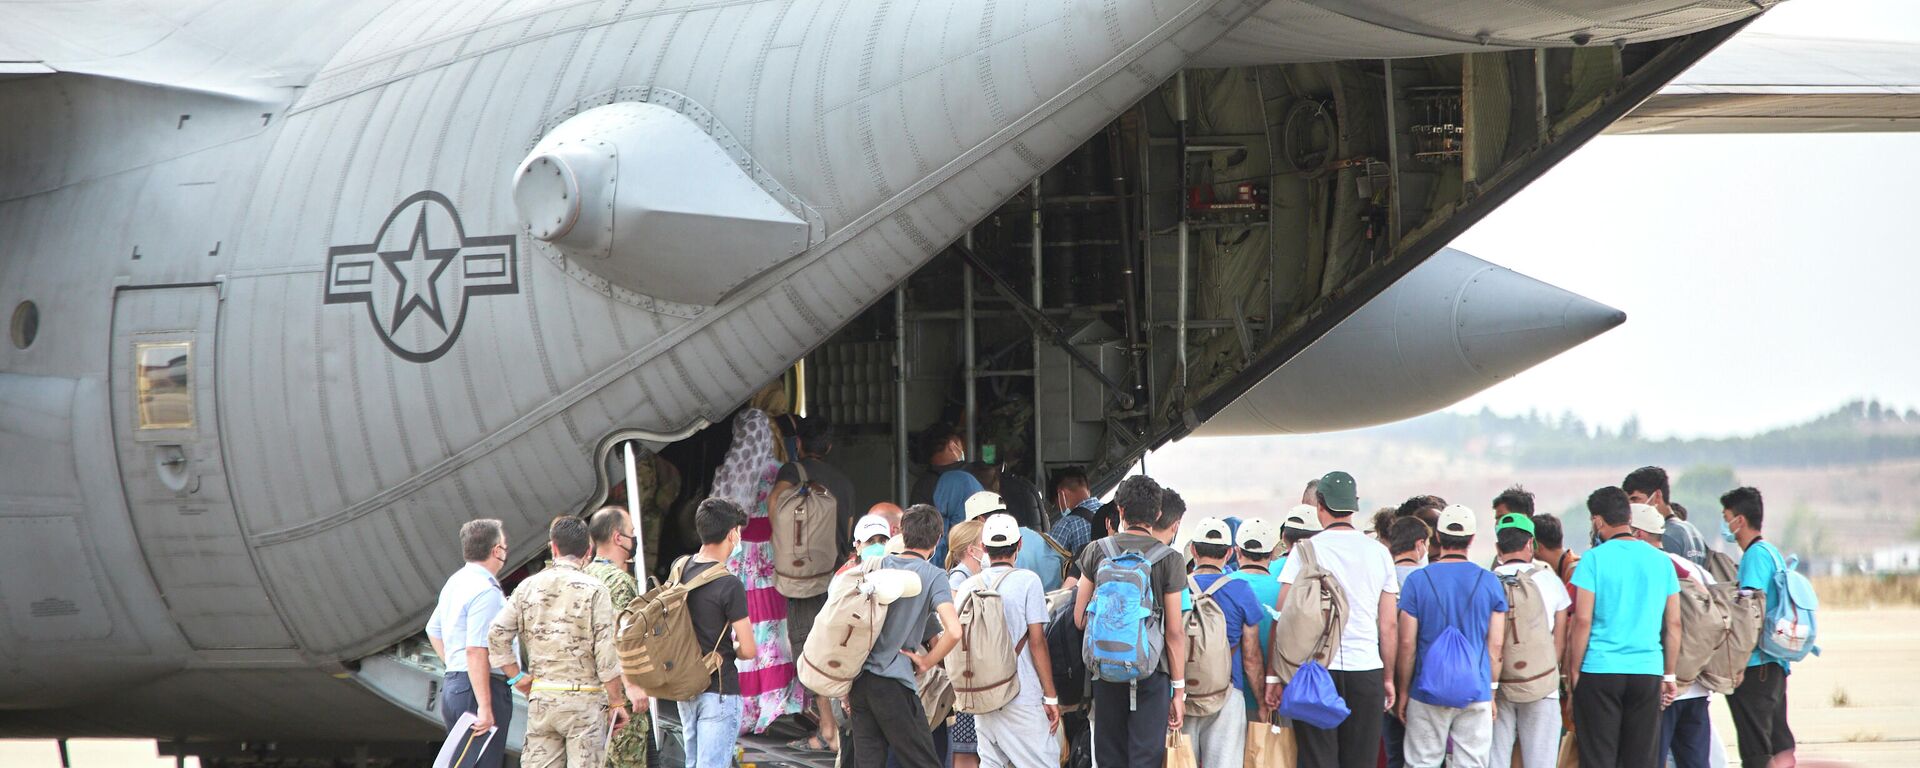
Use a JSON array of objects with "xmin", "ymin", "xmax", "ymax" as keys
[
  {"xmin": 1567, "ymin": 486, "xmax": 1680, "ymax": 768},
  {"xmin": 1722, "ymin": 486, "xmax": 1797, "ymax": 768},
  {"xmin": 1229, "ymin": 518, "xmax": 1283, "ymax": 710}
]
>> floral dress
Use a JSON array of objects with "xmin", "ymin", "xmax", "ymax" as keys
[{"xmin": 712, "ymin": 409, "xmax": 804, "ymax": 733}]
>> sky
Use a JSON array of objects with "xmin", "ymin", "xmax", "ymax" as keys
[{"xmin": 1437, "ymin": 0, "xmax": 1920, "ymax": 439}]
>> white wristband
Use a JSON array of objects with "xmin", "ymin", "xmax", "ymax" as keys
[
  {"xmin": 1042, "ymin": 696, "xmax": 1059, "ymax": 706},
  {"xmin": 1489, "ymin": 681, "xmax": 1500, "ymax": 690},
  {"xmin": 1663, "ymin": 674, "xmax": 1677, "ymax": 683},
  {"xmin": 1170, "ymin": 679, "xmax": 1186, "ymax": 689},
  {"xmin": 1264, "ymin": 675, "xmax": 1282, "ymax": 685}
]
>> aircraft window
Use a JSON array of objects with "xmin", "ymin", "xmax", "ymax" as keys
[
  {"xmin": 135, "ymin": 341, "xmax": 194, "ymax": 430},
  {"xmin": 9, "ymin": 301, "xmax": 35, "ymax": 349}
]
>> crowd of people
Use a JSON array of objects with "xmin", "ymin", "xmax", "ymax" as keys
[{"xmin": 424, "ymin": 406, "xmax": 1812, "ymax": 768}]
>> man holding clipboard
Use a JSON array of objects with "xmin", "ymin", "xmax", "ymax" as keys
[{"xmin": 427, "ymin": 519, "xmax": 516, "ymax": 768}]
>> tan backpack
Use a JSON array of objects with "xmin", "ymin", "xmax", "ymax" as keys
[
  {"xmin": 617, "ymin": 556, "xmax": 734, "ymax": 701},
  {"xmin": 1182, "ymin": 575, "xmax": 1234, "ymax": 717},
  {"xmin": 1274, "ymin": 540, "xmax": 1349, "ymax": 684},
  {"xmin": 1495, "ymin": 565, "xmax": 1559, "ymax": 703},
  {"xmin": 798, "ymin": 559, "xmax": 894, "ymax": 698},
  {"xmin": 1704, "ymin": 549, "xmax": 1740, "ymax": 586},
  {"xmin": 1696, "ymin": 583, "xmax": 1766, "ymax": 693},
  {"xmin": 771, "ymin": 462, "xmax": 839, "ymax": 598},
  {"xmin": 946, "ymin": 570, "xmax": 1026, "ymax": 714}
]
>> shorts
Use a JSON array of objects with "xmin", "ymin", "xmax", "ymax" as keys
[
  {"xmin": 951, "ymin": 712, "xmax": 977, "ymax": 753},
  {"xmin": 787, "ymin": 594, "xmax": 828, "ymax": 654}
]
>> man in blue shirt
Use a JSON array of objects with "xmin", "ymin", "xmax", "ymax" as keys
[
  {"xmin": 923, "ymin": 424, "xmax": 983, "ymax": 567},
  {"xmin": 425, "ymin": 518, "xmax": 514, "ymax": 768},
  {"xmin": 1393, "ymin": 505, "xmax": 1507, "ymax": 768},
  {"xmin": 1049, "ymin": 466, "xmax": 1100, "ymax": 558},
  {"xmin": 1567, "ymin": 487, "xmax": 1681, "ymax": 768},
  {"xmin": 1722, "ymin": 486, "xmax": 1797, "ymax": 768},
  {"xmin": 1230, "ymin": 518, "xmax": 1284, "ymax": 711},
  {"xmin": 1184, "ymin": 517, "xmax": 1266, "ymax": 766}
]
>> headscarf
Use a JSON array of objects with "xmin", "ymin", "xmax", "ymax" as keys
[{"xmin": 712, "ymin": 409, "xmax": 776, "ymax": 509}]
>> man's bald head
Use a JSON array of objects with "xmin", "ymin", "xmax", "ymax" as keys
[
  {"xmin": 869, "ymin": 502, "xmax": 904, "ymax": 533},
  {"xmin": 588, "ymin": 505, "xmax": 632, "ymax": 545}
]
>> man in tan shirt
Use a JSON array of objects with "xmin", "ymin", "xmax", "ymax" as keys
[{"xmin": 490, "ymin": 516, "xmax": 630, "ymax": 767}]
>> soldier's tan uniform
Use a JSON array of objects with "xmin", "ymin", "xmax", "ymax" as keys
[
  {"xmin": 489, "ymin": 560, "xmax": 622, "ymax": 768},
  {"xmin": 584, "ymin": 558, "xmax": 647, "ymax": 768}
]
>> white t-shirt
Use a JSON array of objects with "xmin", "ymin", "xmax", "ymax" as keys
[
  {"xmin": 961, "ymin": 564, "xmax": 1050, "ymax": 706},
  {"xmin": 1666, "ymin": 551, "xmax": 1714, "ymax": 701},
  {"xmin": 1278, "ymin": 528, "xmax": 1398, "ymax": 672},
  {"xmin": 1494, "ymin": 560, "xmax": 1573, "ymax": 700}
]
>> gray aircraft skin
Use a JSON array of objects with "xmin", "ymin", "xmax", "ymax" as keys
[{"xmin": 0, "ymin": 0, "xmax": 1804, "ymax": 760}]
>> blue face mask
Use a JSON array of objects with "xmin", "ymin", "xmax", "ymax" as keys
[
  {"xmin": 1720, "ymin": 517, "xmax": 1738, "ymax": 543},
  {"xmin": 860, "ymin": 543, "xmax": 888, "ymax": 560}
]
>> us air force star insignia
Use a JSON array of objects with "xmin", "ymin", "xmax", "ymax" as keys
[{"xmin": 324, "ymin": 191, "xmax": 519, "ymax": 363}]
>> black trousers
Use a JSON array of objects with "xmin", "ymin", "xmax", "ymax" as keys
[
  {"xmin": 440, "ymin": 672, "xmax": 513, "ymax": 768},
  {"xmin": 1727, "ymin": 663, "xmax": 1796, "ymax": 768},
  {"xmin": 1573, "ymin": 672, "xmax": 1661, "ymax": 768},
  {"xmin": 1090, "ymin": 672, "xmax": 1172, "ymax": 768},
  {"xmin": 847, "ymin": 672, "xmax": 942, "ymax": 768},
  {"xmin": 1292, "ymin": 668, "xmax": 1385, "ymax": 768}
]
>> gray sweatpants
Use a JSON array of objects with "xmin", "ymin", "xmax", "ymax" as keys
[
  {"xmin": 1180, "ymin": 700, "xmax": 1247, "ymax": 768},
  {"xmin": 1490, "ymin": 695, "xmax": 1561, "ymax": 768},
  {"xmin": 1405, "ymin": 699, "xmax": 1493, "ymax": 768},
  {"xmin": 976, "ymin": 699, "xmax": 1061, "ymax": 768}
]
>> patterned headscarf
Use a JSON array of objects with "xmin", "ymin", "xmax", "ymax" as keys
[{"xmin": 712, "ymin": 409, "xmax": 776, "ymax": 509}]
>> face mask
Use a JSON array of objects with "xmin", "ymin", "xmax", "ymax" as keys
[
  {"xmin": 861, "ymin": 543, "xmax": 888, "ymax": 560},
  {"xmin": 1720, "ymin": 517, "xmax": 1739, "ymax": 543}
]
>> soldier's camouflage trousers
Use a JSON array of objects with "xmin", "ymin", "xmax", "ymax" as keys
[{"xmin": 524, "ymin": 692, "xmax": 611, "ymax": 768}]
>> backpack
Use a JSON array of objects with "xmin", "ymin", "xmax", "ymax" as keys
[
  {"xmin": 1495, "ymin": 565, "xmax": 1559, "ymax": 703},
  {"xmin": 770, "ymin": 462, "xmax": 839, "ymax": 598},
  {"xmin": 946, "ymin": 569, "xmax": 1028, "ymax": 714},
  {"xmin": 798, "ymin": 558, "xmax": 895, "ymax": 698},
  {"xmin": 1757, "ymin": 545, "xmax": 1821, "ymax": 662},
  {"xmin": 1699, "ymin": 583, "xmax": 1766, "ymax": 693},
  {"xmin": 1083, "ymin": 538, "xmax": 1177, "ymax": 684},
  {"xmin": 1181, "ymin": 575, "xmax": 1235, "ymax": 717},
  {"xmin": 1705, "ymin": 548, "xmax": 1740, "ymax": 586},
  {"xmin": 1408, "ymin": 571, "xmax": 1486, "ymax": 709},
  {"xmin": 1273, "ymin": 540, "xmax": 1349, "ymax": 684},
  {"xmin": 1045, "ymin": 590, "xmax": 1088, "ymax": 708},
  {"xmin": 1278, "ymin": 659, "xmax": 1350, "ymax": 730},
  {"xmin": 617, "ymin": 556, "xmax": 734, "ymax": 701}
]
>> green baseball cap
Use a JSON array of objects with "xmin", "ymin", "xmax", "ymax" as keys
[
  {"xmin": 1317, "ymin": 471, "xmax": 1359, "ymax": 513},
  {"xmin": 1496, "ymin": 512, "xmax": 1536, "ymax": 536}
]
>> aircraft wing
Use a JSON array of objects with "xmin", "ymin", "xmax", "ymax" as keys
[{"xmin": 1612, "ymin": 33, "xmax": 1920, "ymax": 134}]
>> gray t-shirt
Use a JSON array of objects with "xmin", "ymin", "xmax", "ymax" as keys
[
  {"xmin": 959, "ymin": 565, "xmax": 1049, "ymax": 706},
  {"xmin": 1662, "ymin": 516, "xmax": 1708, "ymax": 569},
  {"xmin": 863, "ymin": 553, "xmax": 954, "ymax": 690}
]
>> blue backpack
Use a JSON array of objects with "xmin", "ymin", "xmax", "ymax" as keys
[
  {"xmin": 1278, "ymin": 660, "xmax": 1350, "ymax": 730},
  {"xmin": 1758, "ymin": 545, "xmax": 1820, "ymax": 662},
  {"xmin": 1409, "ymin": 571, "xmax": 1488, "ymax": 709},
  {"xmin": 1083, "ymin": 539, "xmax": 1176, "ymax": 685}
]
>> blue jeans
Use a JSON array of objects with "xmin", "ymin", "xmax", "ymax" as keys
[
  {"xmin": 677, "ymin": 692, "xmax": 741, "ymax": 768},
  {"xmin": 1660, "ymin": 697, "xmax": 1713, "ymax": 768}
]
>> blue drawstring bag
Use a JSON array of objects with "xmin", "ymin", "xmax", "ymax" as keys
[
  {"xmin": 1409, "ymin": 571, "xmax": 1486, "ymax": 709},
  {"xmin": 1278, "ymin": 659, "xmax": 1349, "ymax": 730}
]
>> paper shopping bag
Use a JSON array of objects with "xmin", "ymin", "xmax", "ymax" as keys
[
  {"xmin": 1556, "ymin": 732, "xmax": 1579, "ymax": 768},
  {"xmin": 1244, "ymin": 712, "xmax": 1297, "ymax": 768},
  {"xmin": 1165, "ymin": 728, "xmax": 1198, "ymax": 768}
]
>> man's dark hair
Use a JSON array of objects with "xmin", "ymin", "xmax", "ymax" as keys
[
  {"xmin": 550, "ymin": 516, "xmax": 591, "ymax": 559},
  {"xmin": 695, "ymin": 498, "xmax": 748, "ymax": 544},
  {"xmin": 1283, "ymin": 527, "xmax": 1317, "ymax": 545},
  {"xmin": 1053, "ymin": 466, "xmax": 1091, "ymax": 496},
  {"xmin": 1387, "ymin": 517, "xmax": 1429, "ymax": 556},
  {"xmin": 1154, "ymin": 487, "xmax": 1187, "ymax": 530},
  {"xmin": 1114, "ymin": 475, "xmax": 1164, "ymax": 527},
  {"xmin": 1531, "ymin": 514, "xmax": 1565, "ymax": 550},
  {"xmin": 1587, "ymin": 486, "xmax": 1632, "ymax": 527},
  {"xmin": 1396, "ymin": 495, "xmax": 1447, "ymax": 519},
  {"xmin": 917, "ymin": 422, "xmax": 961, "ymax": 464},
  {"xmin": 1436, "ymin": 532, "xmax": 1472, "ymax": 551},
  {"xmin": 1670, "ymin": 501, "xmax": 1689, "ymax": 521},
  {"xmin": 1369, "ymin": 509, "xmax": 1395, "ymax": 540},
  {"xmin": 587, "ymin": 506, "xmax": 627, "ymax": 545},
  {"xmin": 797, "ymin": 416, "xmax": 836, "ymax": 457},
  {"xmin": 1495, "ymin": 527, "xmax": 1535, "ymax": 556},
  {"xmin": 1192, "ymin": 542, "xmax": 1230, "ymax": 560},
  {"xmin": 1492, "ymin": 485, "xmax": 1535, "ymax": 517},
  {"xmin": 1721, "ymin": 486, "xmax": 1764, "ymax": 530},
  {"xmin": 901, "ymin": 504, "xmax": 945, "ymax": 550},
  {"xmin": 986, "ymin": 543, "xmax": 1019, "ymax": 561},
  {"xmin": 1623, "ymin": 466, "xmax": 1670, "ymax": 501}
]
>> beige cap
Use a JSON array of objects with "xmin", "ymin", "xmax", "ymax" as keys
[
  {"xmin": 1436, "ymin": 504, "xmax": 1477, "ymax": 537},
  {"xmin": 1192, "ymin": 517, "xmax": 1233, "ymax": 546},
  {"xmin": 1630, "ymin": 503, "xmax": 1665, "ymax": 536},
  {"xmin": 1236, "ymin": 519, "xmax": 1281, "ymax": 553},
  {"xmin": 982, "ymin": 513, "xmax": 1021, "ymax": 547},
  {"xmin": 1282, "ymin": 504, "xmax": 1322, "ymax": 532},
  {"xmin": 964, "ymin": 491, "xmax": 1006, "ymax": 521}
]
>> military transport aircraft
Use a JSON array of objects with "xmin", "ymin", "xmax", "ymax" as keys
[{"xmin": 4, "ymin": 0, "xmax": 1915, "ymax": 764}]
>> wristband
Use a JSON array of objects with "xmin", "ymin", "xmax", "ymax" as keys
[
  {"xmin": 1170, "ymin": 679, "xmax": 1186, "ymax": 689},
  {"xmin": 1489, "ymin": 681, "xmax": 1500, "ymax": 690},
  {"xmin": 1042, "ymin": 696, "xmax": 1059, "ymax": 706},
  {"xmin": 1265, "ymin": 675, "xmax": 1282, "ymax": 685},
  {"xmin": 1662, "ymin": 674, "xmax": 1677, "ymax": 683},
  {"xmin": 506, "ymin": 672, "xmax": 527, "ymax": 686}
]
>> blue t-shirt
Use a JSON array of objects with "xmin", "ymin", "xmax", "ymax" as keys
[
  {"xmin": 1739, "ymin": 539, "xmax": 1792, "ymax": 672},
  {"xmin": 1399, "ymin": 561, "xmax": 1508, "ymax": 704},
  {"xmin": 1570, "ymin": 537, "xmax": 1681, "ymax": 676},
  {"xmin": 929, "ymin": 470, "xmax": 984, "ymax": 566},
  {"xmin": 1229, "ymin": 565, "xmax": 1282, "ymax": 707},
  {"xmin": 1013, "ymin": 527, "xmax": 1069, "ymax": 592},
  {"xmin": 1186, "ymin": 571, "xmax": 1265, "ymax": 691}
]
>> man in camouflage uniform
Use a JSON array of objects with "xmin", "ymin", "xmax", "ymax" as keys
[
  {"xmin": 490, "ymin": 516, "xmax": 631, "ymax": 768},
  {"xmin": 586, "ymin": 506, "xmax": 649, "ymax": 768}
]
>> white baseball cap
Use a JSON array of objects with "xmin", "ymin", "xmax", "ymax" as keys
[
  {"xmin": 1192, "ymin": 517, "xmax": 1233, "ymax": 546},
  {"xmin": 964, "ymin": 491, "xmax": 1006, "ymax": 521},
  {"xmin": 982, "ymin": 513, "xmax": 1021, "ymax": 547},
  {"xmin": 1282, "ymin": 504, "xmax": 1322, "ymax": 532},
  {"xmin": 1436, "ymin": 504, "xmax": 1477, "ymax": 537},
  {"xmin": 1630, "ymin": 503, "xmax": 1665, "ymax": 536},
  {"xmin": 853, "ymin": 514, "xmax": 891, "ymax": 544},
  {"xmin": 1236, "ymin": 519, "xmax": 1281, "ymax": 554}
]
